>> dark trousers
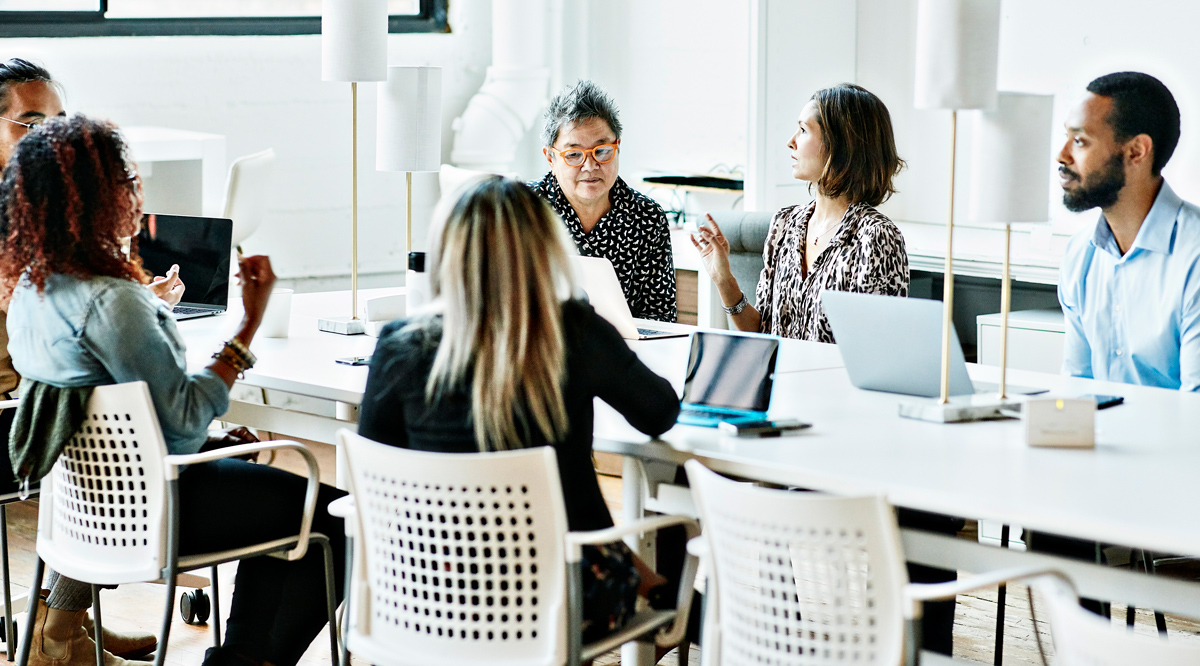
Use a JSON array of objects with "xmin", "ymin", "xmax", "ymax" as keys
[
  {"xmin": 177, "ymin": 459, "xmax": 347, "ymax": 666},
  {"xmin": 1026, "ymin": 531, "xmax": 1107, "ymax": 615},
  {"xmin": 898, "ymin": 508, "xmax": 963, "ymax": 657}
]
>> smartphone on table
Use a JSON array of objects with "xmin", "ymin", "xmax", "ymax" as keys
[{"xmin": 718, "ymin": 419, "xmax": 811, "ymax": 437}]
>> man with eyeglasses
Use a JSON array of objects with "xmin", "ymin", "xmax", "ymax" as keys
[{"xmin": 530, "ymin": 80, "xmax": 677, "ymax": 323}]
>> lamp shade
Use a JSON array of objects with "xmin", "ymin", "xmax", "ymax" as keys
[
  {"xmin": 967, "ymin": 92, "xmax": 1054, "ymax": 224},
  {"xmin": 377, "ymin": 67, "xmax": 443, "ymax": 172},
  {"xmin": 322, "ymin": 0, "xmax": 388, "ymax": 82},
  {"xmin": 914, "ymin": 0, "xmax": 1001, "ymax": 110}
]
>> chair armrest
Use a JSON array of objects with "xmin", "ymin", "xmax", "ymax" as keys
[
  {"xmin": 903, "ymin": 566, "xmax": 1068, "ymax": 620},
  {"xmin": 0, "ymin": 399, "xmax": 19, "ymax": 411},
  {"xmin": 164, "ymin": 440, "xmax": 321, "ymax": 562},
  {"xmin": 564, "ymin": 514, "xmax": 700, "ymax": 563},
  {"xmin": 328, "ymin": 494, "xmax": 356, "ymax": 520},
  {"xmin": 566, "ymin": 515, "xmax": 702, "ymax": 649}
]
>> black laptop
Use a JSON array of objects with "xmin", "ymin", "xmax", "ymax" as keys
[{"xmin": 136, "ymin": 213, "xmax": 233, "ymax": 320}]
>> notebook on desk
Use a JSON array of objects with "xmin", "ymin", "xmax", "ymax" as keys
[
  {"xmin": 677, "ymin": 331, "xmax": 779, "ymax": 427},
  {"xmin": 137, "ymin": 213, "xmax": 233, "ymax": 320}
]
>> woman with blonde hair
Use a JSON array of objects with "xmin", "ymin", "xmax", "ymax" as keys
[{"xmin": 358, "ymin": 176, "xmax": 680, "ymax": 642}]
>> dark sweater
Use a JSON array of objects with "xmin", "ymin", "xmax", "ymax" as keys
[{"xmin": 357, "ymin": 300, "xmax": 681, "ymax": 532}]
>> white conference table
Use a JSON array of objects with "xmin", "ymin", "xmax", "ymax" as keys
[{"xmin": 179, "ymin": 290, "xmax": 1200, "ymax": 647}]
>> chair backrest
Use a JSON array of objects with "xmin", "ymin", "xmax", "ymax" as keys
[
  {"xmin": 222, "ymin": 148, "xmax": 276, "ymax": 247},
  {"xmin": 339, "ymin": 429, "xmax": 569, "ymax": 666},
  {"xmin": 1032, "ymin": 576, "xmax": 1200, "ymax": 665},
  {"xmin": 685, "ymin": 460, "xmax": 908, "ymax": 666},
  {"xmin": 36, "ymin": 381, "xmax": 169, "ymax": 586},
  {"xmin": 706, "ymin": 211, "xmax": 774, "ymax": 309}
]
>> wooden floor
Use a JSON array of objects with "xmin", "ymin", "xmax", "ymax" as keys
[{"xmin": 2, "ymin": 446, "xmax": 1197, "ymax": 665}]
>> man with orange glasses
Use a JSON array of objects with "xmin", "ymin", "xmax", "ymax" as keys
[{"xmin": 531, "ymin": 80, "xmax": 677, "ymax": 323}]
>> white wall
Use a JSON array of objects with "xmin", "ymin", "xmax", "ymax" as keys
[
  {"xmin": 858, "ymin": 0, "xmax": 1200, "ymax": 234},
  {"xmin": 583, "ymin": 0, "xmax": 749, "ymax": 221},
  {"xmin": 0, "ymin": 0, "xmax": 491, "ymax": 280}
]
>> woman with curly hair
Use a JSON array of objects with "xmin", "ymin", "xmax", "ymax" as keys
[{"xmin": 1, "ymin": 114, "xmax": 345, "ymax": 666}]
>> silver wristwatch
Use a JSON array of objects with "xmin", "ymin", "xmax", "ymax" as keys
[{"xmin": 723, "ymin": 292, "xmax": 749, "ymax": 316}]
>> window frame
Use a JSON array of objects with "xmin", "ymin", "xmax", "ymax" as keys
[{"xmin": 0, "ymin": 0, "xmax": 447, "ymax": 37}]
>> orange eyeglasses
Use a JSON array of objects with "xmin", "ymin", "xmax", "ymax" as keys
[{"xmin": 548, "ymin": 142, "xmax": 620, "ymax": 167}]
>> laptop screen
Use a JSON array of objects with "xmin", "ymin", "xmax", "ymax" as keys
[
  {"xmin": 136, "ymin": 213, "xmax": 233, "ymax": 308},
  {"xmin": 681, "ymin": 332, "xmax": 779, "ymax": 412}
]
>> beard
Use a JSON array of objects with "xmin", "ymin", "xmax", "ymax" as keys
[{"xmin": 1061, "ymin": 152, "xmax": 1126, "ymax": 212}]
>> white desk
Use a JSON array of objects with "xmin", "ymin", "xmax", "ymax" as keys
[
  {"xmin": 125, "ymin": 126, "xmax": 226, "ymax": 217},
  {"xmin": 180, "ymin": 290, "xmax": 1200, "ymax": 650}
]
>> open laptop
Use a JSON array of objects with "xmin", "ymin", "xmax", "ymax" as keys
[
  {"xmin": 821, "ymin": 291, "xmax": 1046, "ymax": 397},
  {"xmin": 677, "ymin": 331, "xmax": 780, "ymax": 427},
  {"xmin": 571, "ymin": 255, "xmax": 686, "ymax": 340},
  {"xmin": 137, "ymin": 213, "xmax": 233, "ymax": 320}
]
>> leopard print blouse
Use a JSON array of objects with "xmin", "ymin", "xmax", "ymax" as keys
[{"xmin": 755, "ymin": 201, "xmax": 909, "ymax": 343}]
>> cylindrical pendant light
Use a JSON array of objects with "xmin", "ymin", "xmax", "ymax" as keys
[{"xmin": 914, "ymin": 0, "xmax": 1002, "ymax": 111}]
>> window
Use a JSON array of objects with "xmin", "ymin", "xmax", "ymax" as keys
[{"xmin": 0, "ymin": 0, "xmax": 446, "ymax": 37}]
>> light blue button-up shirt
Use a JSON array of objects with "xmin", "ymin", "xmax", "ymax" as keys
[
  {"xmin": 6, "ymin": 273, "xmax": 230, "ymax": 454},
  {"xmin": 1059, "ymin": 180, "xmax": 1200, "ymax": 391}
]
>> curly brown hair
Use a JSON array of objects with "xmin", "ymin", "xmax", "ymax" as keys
[{"xmin": 0, "ymin": 114, "xmax": 147, "ymax": 297}]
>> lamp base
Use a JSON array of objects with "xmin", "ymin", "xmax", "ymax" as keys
[
  {"xmin": 317, "ymin": 316, "xmax": 366, "ymax": 336},
  {"xmin": 898, "ymin": 394, "xmax": 1021, "ymax": 423}
]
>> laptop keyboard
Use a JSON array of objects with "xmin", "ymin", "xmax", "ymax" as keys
[
  {"xmin": 679, "ymin": 408, "xmax": 718, "ymax": 420},
  {"xmin": 173, "ymin": 306, "xmax": 213, "ymax": 316}
]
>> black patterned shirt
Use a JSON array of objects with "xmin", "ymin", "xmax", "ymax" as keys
[
  {"xmin": 531, "ymin": 173, "xmax": 678, "ymax": 322},
  {"xmin": 756, "ymin": 201, "xmax": 909, "ymax": 343}
]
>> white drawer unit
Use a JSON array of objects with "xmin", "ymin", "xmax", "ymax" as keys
[{"xmin": 976, "ymin": 309, "xmax": 1065, "ymax": 375}]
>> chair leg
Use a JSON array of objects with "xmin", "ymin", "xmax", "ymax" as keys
[
  {"xmin": 994, "ymin": 524, "xmax": 1010, "ymax": 666},
  {"xmin": 15, "ymin": 557, "xmax": 43, "ymax": 666},
  {"xmin": 153, "ymin": 563, "xmax": 178, "ymax": 666},
  {"xmin": 319, "ymin": 537, "xmax": 340, "ymax": 666},
  {"xmin": 340, "ymin": 536, "xmax": 352, "ymax": 666},
  {"xmin": 1, "ymin": 505, "xmax": 13, "ymax": 662},
  {"xmin": 210, "ymin": 565, "xmax": 221, "ymax": 648},
  {"xmin": 90, "ymin": 586, "xmax": 103, "ymax": 666}
]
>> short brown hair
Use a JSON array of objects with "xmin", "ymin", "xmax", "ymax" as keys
[{"xmin": 811, "ymin": 84, "xmax": 904, "ymax": 207}]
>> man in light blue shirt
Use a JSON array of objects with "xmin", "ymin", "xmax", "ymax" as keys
[{"xmin": 1057, "ymin": 72, "xmax": 1200, "ymax": 391}]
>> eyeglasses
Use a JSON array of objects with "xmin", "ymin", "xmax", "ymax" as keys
[
  {"xmin": 548, "ymin": 142, "xmax": 619, "ymax": 167},
  {"xmin": 0, "ymin": 116, "xmax": 43, "ymax": 130}
]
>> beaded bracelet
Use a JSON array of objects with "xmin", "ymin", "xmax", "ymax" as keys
[
  {"xmin": 211, "ymin": 347, "xmax": 250, "ymax": 378},
  {"xmin": 224, "ymin": 336, "xmax": 257, "ymax": 368},
  {"xmin": 723, "ymin": 292, "xmax": 749, "ymax": 316}
]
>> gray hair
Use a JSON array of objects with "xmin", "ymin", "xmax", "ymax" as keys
[{"xmin": 541, "ymin": 80, "xmax": 623, "ymax": 148}]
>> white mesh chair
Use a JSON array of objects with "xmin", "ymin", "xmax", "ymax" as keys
[
  {"xmin": 1033, "ymin": 575, "xmax": 1200, "ymax": 665},
  {"xmin": 15, "ymin": 381, "xmax": 340, "ymax": 666},
  {"xmin": 0, "ymin": 397, "xmax": 30, "ymax": 660},
  {"xmin": 223, "ymin": 148, "xmax": 276, "ymax": 250},
  {"xmin": 337, "ymin": 429, "xmax": 700, "ymax": 666},
  {"xmin": 685, "ymin": 461, "xmax": 1054, "ymax": 666}
]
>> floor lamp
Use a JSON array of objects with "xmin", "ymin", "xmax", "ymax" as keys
[
  {"xmin": 967, "ymin": 93, "xmax": 1054, "ymax": 398},
  {"xmin": 319, "ymin": 0, "xmax": 388, "ymax": 335},
  {"xmin": 900, "ymin": 0, "xmax": 1004, "ymax": 423},
  {"xmin": 377, "ymin": 66, "xmax": 443, "ymax": 314}
]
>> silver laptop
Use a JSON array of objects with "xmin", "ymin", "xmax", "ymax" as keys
[
  {"xmin": 571, "ymin": 256, "xmax": 685, "ymax": 340},
  {"xmin": 136, "ymin": 213, "xmax": 233, "ymax": 320},
  {"xmin": 821, "ymin": 291, "xmax": 1046, "ymax": 397}
]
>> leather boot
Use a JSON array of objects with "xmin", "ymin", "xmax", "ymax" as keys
[
  {"xmin": 26, "ymin": 597, "xmax": 139, "ymax": 666},
  {"xmin": 81, "ymin": 615, "xmax": 157, "ymax": 660}
]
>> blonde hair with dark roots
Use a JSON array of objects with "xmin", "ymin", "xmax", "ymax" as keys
[{"xmin": 426, "ymin": 176, "xmax": 575, "ymax": 452}]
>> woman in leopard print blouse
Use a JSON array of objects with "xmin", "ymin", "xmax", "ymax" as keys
[{"xmin": 693, "ymin": 83, "xmax": 908, "ymax": 343}]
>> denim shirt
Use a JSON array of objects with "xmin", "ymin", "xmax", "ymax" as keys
[{"xmin": 6, "ymin": 273, "xmax": 229, "ymax": 455}]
